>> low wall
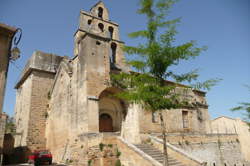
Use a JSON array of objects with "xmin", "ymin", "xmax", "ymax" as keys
[{"xmin": 151, "ymin": 133, "xmax": 248, "ymax": 166}]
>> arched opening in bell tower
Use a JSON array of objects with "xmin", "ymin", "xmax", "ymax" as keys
[
  {"xmin": 98, "ymin": 23, "xmax": 104, "ymax": 32},
  {"xmin": 108, "ymin": 26, "xmax": 114, "ymax": 39},
  {"xmin": 110, "ymin": 42, "xmax": 117, "ymax": 64},
  {"xmin": 98, "ymin": 7, "xmax": 103, "ymax": 19}
]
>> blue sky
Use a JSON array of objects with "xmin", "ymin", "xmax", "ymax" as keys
[{"xmin": 0, "ymin": 0, "xmax": 249, "ymax": 119}]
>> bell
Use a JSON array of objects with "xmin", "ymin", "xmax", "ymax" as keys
[{"xmin": 10, "ymin": 46, "xmax": 21, "ymax": 61}]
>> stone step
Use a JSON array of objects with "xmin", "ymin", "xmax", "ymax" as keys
[{"xmin": 135, "ymin": 144, "xmax": 187, "ymax": 166}]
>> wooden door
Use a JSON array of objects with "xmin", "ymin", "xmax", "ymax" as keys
[{"xmin": 99, "ymin": 114, "xmax": 113, "ymax": 132}]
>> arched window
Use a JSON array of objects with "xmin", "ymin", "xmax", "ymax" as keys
[
  {"xmin": 98, "ymin": 23, "xmax": 104, "ymax": 32},
  {"xmin": 108, "ymin": 26, "xmax": 114, "ymax": 39},
  {"xmin": 98, "ymin": 7, "xmax": 103, "ymax": 19},
  {"xmin": 213, "ymin": 163, "xmax": 216, "ymax": 166},
  {"xmin": 110, "ymin": 43, "xmax": 117, "ymax": 65}
]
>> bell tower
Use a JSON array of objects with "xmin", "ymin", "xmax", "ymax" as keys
[{"xmin": 73, "ymin": 1, "xmax": 128, "ymax": 132}]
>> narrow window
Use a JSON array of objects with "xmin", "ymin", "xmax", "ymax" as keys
[
  {"xmin": 88, "ymin": 19, "xmax": 92, "ymax": 25},
  {"xmin": 234, "ymin": 164, "xmax": 236, "ymax": 166},
  {"xmin": 110, "ymin": 43, "xmax": 117, "ymax": 64},
  {"xmin": 224, "ymin": 164, "xmax": 227, "ymax": 166},
  {"xmin": 98, "ymin": 7, "xmax": 103, "ymax": 19},
  {"xmin": 108, "ymin": 26, "xmax": 114, "ymax": 39},
  {"xmin": 182, "ymin": 111, "xmax": 189, "ymax": 129},
  {"xmin": 98, "ymin": 23, "xmax": 104, "ymax": 32},
  {"xmin": 152, "ymin": 112, "xmax": 158, "ymax": 123},
  {"xmin": 213, "ymin": 163, "xmax": 216, "ymax": 166}
]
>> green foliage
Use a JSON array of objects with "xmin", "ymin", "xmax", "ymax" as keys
[
  {"xmin": 231, "ymin": 85, "xmax": 250, "ymax": 125},
  {"xmin": 108, "ymin": 144, "xmax": 113, "ymax": 148},
  {"xmin": 99, "ymin": 143, "xmax": 105, "ymax": 151},
  {"xmin": 88, "ymin": 159, "xmax": 92, "ymax": 166},
  {"xmin": 5, "ymin": 117, "xmax": 16, "ymax": 134},
  {"xmin": 116, "ymin": 148, "xmax": 121, "ymax": 158},
  {"xmin": 115, "ymin": 159, "xmax": 122, "ymax": 166},
  {"xmin": 111, "ymin": 0, "xmax": 219, "ymax": 112}
]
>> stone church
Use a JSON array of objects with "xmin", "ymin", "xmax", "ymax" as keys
[{"xmin": 13, "ymin": 2, "xmax": 249, "ymax": 166}]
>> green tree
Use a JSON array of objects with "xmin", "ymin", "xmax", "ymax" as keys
[
  {"xmin": 5, "ymin": 117, "xmax": 16, "ymax": 134},
  {"xmin": 231, "ymin": 85, "xmax": 250, "ymax": 125},
  {"xmin": 111, "ymin": 0, "xmax": 219, "ymax": 165}
]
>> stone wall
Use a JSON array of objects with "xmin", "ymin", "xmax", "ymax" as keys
[
  {"xmin": 139, "ymin": 107, "xmax": 210, "ymax": 134},
  {"xmin": 26, "ymin": 71, "xmax": 55, "ymax": 151},
  {"xmin": 0, "ymin": 114, "xmax": 7, "ymax": 153},
  {"xmin": 14, "ymin": 74, "xmax": 32, "ymax": 147},
  {"xmin": 14, "ymin": 51, "xmax": 62, "ymax": 153},
  {"xmin": 0, "ymin": 23, "xmax": 16, "ymax": 114},
  {"xmin": 211, "ymin": 117, "xmax": 250, "ymax": 162},
  {"xmin": 159, "ymin": 134, "xmax": 248, "ymax": 166},
  {"xmin": 46, "ymin": 63, "xmax": 74, "ymax": 162}
]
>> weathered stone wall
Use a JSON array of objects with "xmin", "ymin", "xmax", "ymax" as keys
[
  {"xmin": 14, "ymin": 74, "xmax": 32, "ymax": 147},
  {"xmin": 0, "ymin": 23, "xmax": 16, "ymax": 114},
  {"xmin": 0, "ymin": 114, "xmax": 7, "ymax": 153},
  {"xmin": 25, "ymin": 71, "xmax": 55, "ymax": 151},
  {"xmin": 14, "ymin": 51, "xmax": 62, "ymax": 153},
  {"xmin": 46, "ymin": 63, "xmax": 74, "ymax": 162},
  {"xmin": 139, "ymin": 107, "xmax": 210, "ymax": 134},
  {"xmin": 161, "ymin": 134, "xmax": 247, "ymax": 166},
  {"xmin": 211, "ymin": 117, "xmax": 250, "ymax": 162}
]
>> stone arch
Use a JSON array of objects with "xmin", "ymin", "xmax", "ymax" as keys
[{"xmin": 98, "ymin": 87, "xmax": 127, "ymax": 132}]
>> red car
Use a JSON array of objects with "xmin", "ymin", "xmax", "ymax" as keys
[{"xmin": 28, "ymin": 150, "xmax": 52, "ymax": 165}]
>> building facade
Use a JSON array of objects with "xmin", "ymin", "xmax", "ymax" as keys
[
  {"xmin": 14, "ymin": 2, "xmax": 249, "ymax": 166},
  {"xmin": 0, "ymin": 23, "xmax": 17, "ymax": 164}
]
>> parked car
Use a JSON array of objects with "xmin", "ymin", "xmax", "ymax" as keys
[{"xmin": 28, "ymin": 150, "xmax": 52, "ymax": 165}]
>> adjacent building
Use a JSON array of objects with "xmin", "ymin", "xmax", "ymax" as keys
[{"xmin": 0, "ymin": 23, "xmax": 17, "ymax": 164}]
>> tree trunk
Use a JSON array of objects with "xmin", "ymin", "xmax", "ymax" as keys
[{"xmin": 159, "ymin": 112, "xmax": 169, "ymax": 166}]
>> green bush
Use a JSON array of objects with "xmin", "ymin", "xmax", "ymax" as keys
[
  {"xmin": 115, "ymin": 159, "xmax": 121, "ymax": 166},
  {"xmin": 99, "ymin": 143, "xmax": 105, "ymax": 151}
]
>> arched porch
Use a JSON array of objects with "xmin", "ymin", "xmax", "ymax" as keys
[{"xmin": 98, "ymin": 87, "xmax": 127, "ymax": 133}]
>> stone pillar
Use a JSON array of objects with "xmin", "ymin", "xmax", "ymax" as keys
[
  {"xmin": 87, "ymin": 96, "xmax": 99, "ymax": 133},
  {"xmin": 121, "ymin": 104, "xmax": 141, "ymax": 144},
  {"xmin": 0, "ymin": 23, "xmax": 16, "ymax": 114}
]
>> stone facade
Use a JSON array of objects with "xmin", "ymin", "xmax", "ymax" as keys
[
  {"xmin": 13, "ymin": 2, "xmax": 249, "ymax": 165},
  {"xmin": 211, "ymin": 116, "xmax": 250, "ymax": 163},
  {"xmin": 150, "ymin": 134, "xmax": 247, "ymax": 166},
  {"xmin": 14, "ymin": 51, "xmax": 63, "ymax": 153}
]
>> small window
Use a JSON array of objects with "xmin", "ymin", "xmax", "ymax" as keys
[
  {"xmin": 152, "ymin": 112, "xmax": 158, "ymax": 123},
  {"xmin": 98, "ymin": 7, "xmax": 103, "ymax": 19},
  {"xmin": 110, "ymin": 43, "xmax": 117, "ymax": 64},
  {"xmin": 88, "ymin": 19, "xmax": 92, "ymax": 25},
  {"xmin": 108, "ymin": 26, "xmax": 114, "ymax": 39},
  {"xmin": 182, "ymin": 111, "xmax": 189, "ymax": 129},
  {"xmin": 224, "ymin": 164, "xmax": 227, "ymax": 166},
  {"xmin": 98, "ymin": 23, "xmax": 104, "ymax": 32},
  {"xmin": 213, "ymin": 163, "xmax": 216, "ymax": 166}
]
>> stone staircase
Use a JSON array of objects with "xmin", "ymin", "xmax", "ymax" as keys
[{"xmin": 135, "ymin": 144, "xmax": 186, "ymax": 166}]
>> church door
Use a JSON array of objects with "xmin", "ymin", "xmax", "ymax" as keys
[{"xmin": 99, "ymin": 114, "xmax": 113, "ymax": 132}]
